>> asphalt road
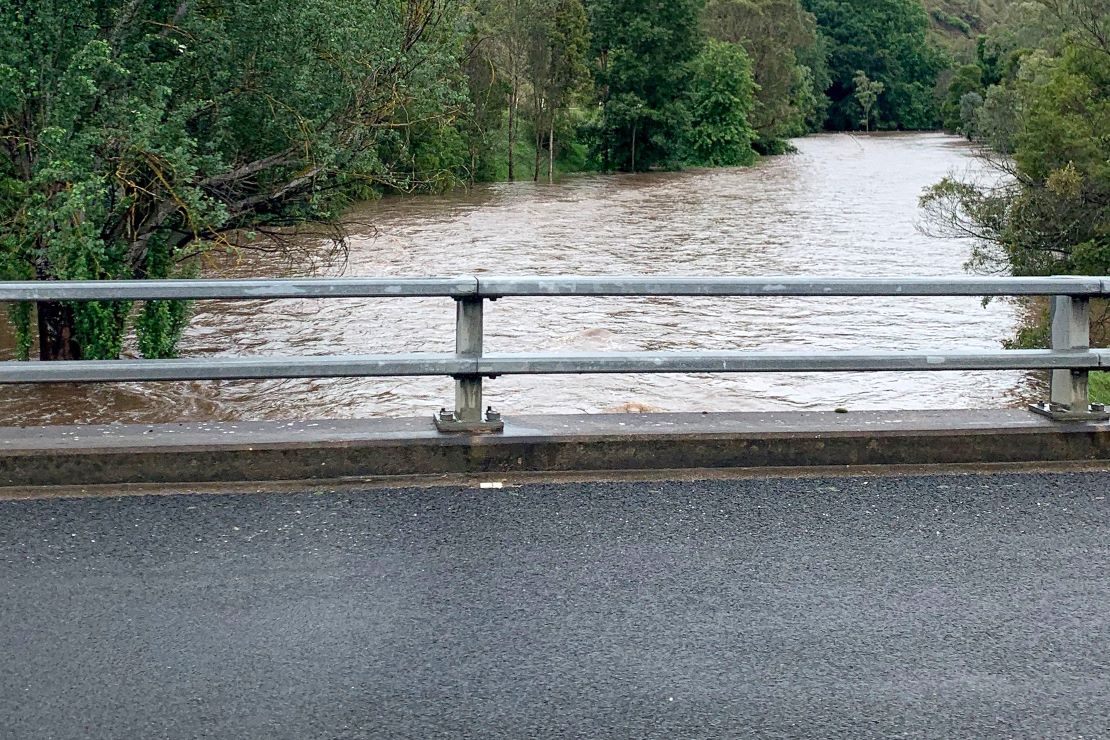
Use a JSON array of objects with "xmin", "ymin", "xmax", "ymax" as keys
[{"xmin": 2, "ymin": 472, "xmax": 1108, "ymax": 739}]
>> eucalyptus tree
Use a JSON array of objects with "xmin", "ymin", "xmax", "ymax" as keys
[
  {"xmin": 476, "ymin": 0, "xmax": 537, "ymax": 181},
  {"xmin": 587, "ymin": 0, "xmax": 706, "ymax": 171},
  {"xmin": 803, "ymin": 0, "xmax": 946, "ymax": 130},
  {"xmin": 852, "ymin": 71, "xmax": 885, "ymax": 131},
  {"xmin": 525, "ymin": 0, "xmax": 591, "ymax": 181},
  {"xmin": 0, "ymin": 0, "xmax": 464, "ymax": 360},
  {"xmin": 701, "ymin": 0, "xmax": 824, "ymax": 149},
  {"xmin": 460, "ymin": 26, "xmax": 510, "ymax": 184}
]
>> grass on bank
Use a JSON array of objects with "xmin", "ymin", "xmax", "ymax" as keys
[
  {"xmin": 1091, "ymin": 372, "xmax": 1110, "ymax": 405},
  {"xmin": 489, "ymin": 135, "xmax": 591, "ymax": 183}
]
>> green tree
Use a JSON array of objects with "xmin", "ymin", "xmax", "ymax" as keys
[
  {"xmin": 922, "ymin": 27, "xmax": 1110, "ymax": 276},
  {"xmin": 687, "ymin": 41, "xmax": 759, "ymax": 166},
  {"xmin": 958, "ymin": 91, "xmax": 984, "ymax": 139},
  {"xmin": 803, "ymin": 0, "xmax": 947, "ymax": 130},
  {"xmin": 975, "ymin": 82, "xmax": 1021, "ymax": 153},
  {"xmin": 922, "ymin": 0, "xmax": 1109, "ymax": 370},
  {"xmin": 0, "ymin": 0, "xmax": 466, "ymax": 360},
  {"xmin": 587, "ymin": 0, "xmax": 705, "ymax": 171},
  {"xmin": 852, "ymin": 70, "xmax": 885, "ymax": 131},
  {"xmin": 701, "ymin": 0, "xmax": 826, "ymax": 150},
  {"xmin": 795, "ymin": 35, "xmax": 833, "ymax": 132},
  {"xmin": 525, "ymin": 0, "xmax": 591, "ymax": 181},
  {"xmin": 461, "ymin": 25, "xmax": 512, "ymax": 183},
  {"xmin": 479, "ymin": 0, "xmax": 538, "ymax": 181},
  {"xmin": 941, "ymin": 63, "xmax": 984, "ymax": 133}
]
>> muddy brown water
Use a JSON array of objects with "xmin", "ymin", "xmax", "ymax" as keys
[{"xmin": 0, "ymin": 133, "xmax": 1038, "ymax": 426}]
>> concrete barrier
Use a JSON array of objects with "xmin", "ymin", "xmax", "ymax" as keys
[{"xmin": 2, "ymin": 410, "xmax": 1109, "ymax": 490}]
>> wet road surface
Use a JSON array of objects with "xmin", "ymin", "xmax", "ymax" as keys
[{"xmin": 2, "ymin": 472, "xmax": 1108, "ymax": 738}]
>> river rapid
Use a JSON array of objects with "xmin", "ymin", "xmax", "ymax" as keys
[{"xmin": 1, "ymin": 132, "xmax": 1037, "ymax": 425}]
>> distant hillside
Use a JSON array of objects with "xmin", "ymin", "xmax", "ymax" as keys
[{"xmin": 925, "ymin": 0, "xmax": 1012, "ymax": 54}]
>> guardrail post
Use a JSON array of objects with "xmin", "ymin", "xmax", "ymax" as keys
[
  {"xmin": 1030, "ymin": 295, "xmax": 1108, "ymax": 421},
  {"xmin": 434, "ymin": 296, "xmax": 504, "ymax": 433}
]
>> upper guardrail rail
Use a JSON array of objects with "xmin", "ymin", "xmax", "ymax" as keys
[
  {"xmin": 475, "ymin": 276, "xmax": 1108, "ymax": 297},
  {"xmin": 0, "ymin": 277, "xmax": 478, "ymax": 301},
  {"xmin": 0, "ymin": 275, "xmax": 1106, "ymax": 302}
]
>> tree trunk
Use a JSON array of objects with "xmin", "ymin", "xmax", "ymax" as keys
[
  {"xmin": 507, "ymin": 84, "xmax": 517, "ymax": 182},
  {"xmin": 36, "ymin": 301, "xmax": 81, "ymax": 361},
  {"xmin": 534, "ymin": 126, "xmax": 542, "ymax": 182},
  {"xmin": 548, "ymin": 120, "xmax": 555, "ymax": 184},
  {"xmin": 630, "ymin": 124, "xmax": 637, "ymax": 172}
]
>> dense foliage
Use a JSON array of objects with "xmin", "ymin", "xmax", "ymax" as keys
[
  {"xmin": 701, "ymin": 0, "xmax": 828, "ymax": 151},
  {"xmin": 687, "ymin": 41, "xmax": 759, "ymax": 166},
  {"xmin": 923, "ymin": 0, "xmax": 1109, "ymax": 277},
  {"xmin": 924, "ymin": 0, "xmax": 1108, "ymax": 390},
  {"xmin": 803, "ymin": 0, "xmax": 948, "ymax": 130},
  {"xmin": 1, "ymin": 0, "xmax": 468, "ymax": 359},
  {"xmin": 588, "ymin": 0, "xmax": 705, "ymax": 170}
]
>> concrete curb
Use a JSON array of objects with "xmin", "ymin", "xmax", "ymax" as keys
[{"xmin": 2, "ymin": 410, "xmax": 1109, "ymax": 489}]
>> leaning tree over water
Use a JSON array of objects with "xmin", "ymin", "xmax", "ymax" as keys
[{"xmin": 0, "ymin": 0, "xmax": 463, "ymax": 360}]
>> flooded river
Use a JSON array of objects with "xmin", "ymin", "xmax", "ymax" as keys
[{"xmin": 1, "ymin": 132, "xmax": 1037, "ymax": 425}]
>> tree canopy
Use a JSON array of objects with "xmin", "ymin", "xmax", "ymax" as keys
[
  {"xmin": 803, "ymin": 0, "xmax": 947, "ymax": 130},
  {"xmin": 1, "ymin": 0, "xmax": 468, "ymax": 359},
  {"xmin": 922, "ymin": 0, "xmax": 1110, "ymax": 277},
  {"xmin": 687, "ymin": 40, "xmax": 759, "ymax": 166},
  {"xmin": 701, "ymin": 0, "xmax": 827, "ymax": 150},
  {"xmin": 587, "ymin": 0, "xmax": 706, "ymax": 171}
]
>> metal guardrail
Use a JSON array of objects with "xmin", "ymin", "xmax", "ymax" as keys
[
  {"xmin": 3, "ymin": 276, "xmax": 1107, "ymax": 301},
  {"xmin": 1, "ymin": 276, "xmax": 1108, "ymax": 430},
  {"xmin": 0, "ymin": 277, "xmax": 477, "ymax": 301}
]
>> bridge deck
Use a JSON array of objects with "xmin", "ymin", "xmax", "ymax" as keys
[
  {"xmin": 2, "ymin": 472, "xmax": 1108, "ymax": 738},
  {"xmin": 2, "ymin": 409, "xmax": 1109, "ymax": 489}
]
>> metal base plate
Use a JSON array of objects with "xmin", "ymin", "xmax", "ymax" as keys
[
  {"xmin": 1029, "ymin": 403, "xmax": 1110, "ymax": 422},
  {"xmin": 433, "ymin": 413, "xmax": 505, "ymax": 434}
]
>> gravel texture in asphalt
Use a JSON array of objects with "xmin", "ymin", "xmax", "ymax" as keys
[{"xmin": 1, "ymin": 472, "xmax": 1108, "ymax": 739}]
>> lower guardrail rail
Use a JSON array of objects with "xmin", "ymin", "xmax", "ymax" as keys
[{"xmin": 1, "ymin": 275, "xmax": 1108, "ymax": 431}]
